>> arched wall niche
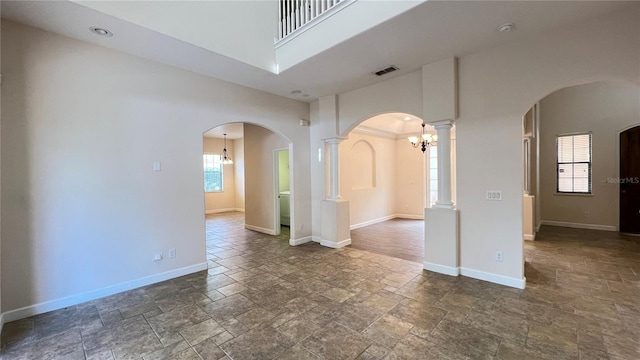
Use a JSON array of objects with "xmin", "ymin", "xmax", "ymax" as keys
[{"xmin": 350, "ymin": 139, "xmax": 376, "ymax": 190}]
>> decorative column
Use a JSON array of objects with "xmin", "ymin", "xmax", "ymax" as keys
[
  {"xmin": 327, "ymin": 138, "xmax": 343, "ymax": 200},
  {"xmin": 433, "ymin": 120, "xmax": 454, "ymax": 208},
  {"xmin": 320, "ymin": 137, "xmax": 351, "ymax": 248}
]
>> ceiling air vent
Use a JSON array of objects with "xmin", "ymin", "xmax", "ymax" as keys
[{"xmin": 373, "ymin": 65, "xmax": 399, "ymax": 76}]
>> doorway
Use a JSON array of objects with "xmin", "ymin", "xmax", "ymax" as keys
[
  {"xmin": 275, "ymin": 148, "xmax": 291, "ymax": 235},
  {"xmin": 620, "ymin": 125, "xmax": 640, "ymax": 234}
]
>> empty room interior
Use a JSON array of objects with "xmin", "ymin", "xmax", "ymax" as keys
[{"xmin": 1, "ymin": 1, "xmax": 639, "ymax": 359}]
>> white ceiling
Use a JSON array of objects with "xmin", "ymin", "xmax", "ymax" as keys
[
  {"xmin": 203, "ymin": 123, "xmax": 244, "ymax": 140},
  {"xmin": 1, "ymin": 1, "xmax": 633, "ymax": 103}
]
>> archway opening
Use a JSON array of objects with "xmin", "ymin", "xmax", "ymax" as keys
[
  {"xmin": 340, "ymin": 112, "xmax": 451, "ymax": 263},
  {"xmin": 202, "ymin": 122, "xmax": 293, "ymax": 269},
  {"xmin": 521, "ymin": 80, "xmax": 640, "ymax": 286}
]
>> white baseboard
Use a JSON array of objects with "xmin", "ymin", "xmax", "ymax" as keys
[
  {"xmin": 320, "ymin": 238, "xmax": 352, "ymax": 248},
  {"xmin": 1, "ymin": 262, "xmax": 208, "ymax": 323},
  {"xmin": 350, "ymin": 215, "xmax": 395, "ymax": 230},
  {"xmin": 290, "ymin": 236, "xmax": 312, "ymax": 246},
  {"xmin": 205, "ymin": 208, "xmax": 244, "ymax": 215},
  {"xmin": 535, "ymin": 221, "xmax": 542, "ymax": 233},
  {"xmin": 460, "ymin": 267, "xmax": 526, "ymax": 289},
  {"xmin": 0, "ymin": 313, "xmax": 4, "ymax": 333},
  {"xmin": 311, "ymin": 236, "xmax": 322, "ymax": 243},
  {"xmin": 524, "ymin": 234, "xmax": 536, "ymax": 241},
  {"xmin": 244, "ymin": 224, "xmax": 277, "ymax": 235},
  {"xmin": 350, "ymin": 214, "xmax": 424, "ymax": 230},
  {"xmin": 423, "ymin": 262, "xmax": 460, "ymax": 276},
  {"xmin": 540, "ymin": 220, "xmax": 616, "ymax": 232},
  {"xmin": 395, "ymin": 214, "xmax": 424, "ymax": 220}
]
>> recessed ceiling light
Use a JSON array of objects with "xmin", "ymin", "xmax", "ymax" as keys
[
  {"xmin": 290, "ymin": 90, "xmax": 302, "ymax": 95},
  {"xmin": 90, "ymin": 27, "xmax": 113, "ymax": 37},
  {"xmin": 404, "ymin": 116, "xmax": 411, "ymax": 121},
  {"xmin": 497, "ymin": 23, "xmax": 515, "ymax": 32}
]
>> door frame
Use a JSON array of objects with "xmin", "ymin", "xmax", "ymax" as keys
[
  {"xmin": 618, "ymin": 123, "xmax": 640, "ymax": 233},
  {"xmin": 274, "ymin": 145, "xmax": 293, "ymax": 239}
]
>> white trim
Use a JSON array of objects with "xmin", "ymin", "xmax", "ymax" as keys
[
  {"xmin": 0, "ymin": 313, "xmax": 4, "ymax": 334},
  {"xmin": 350, "ymin": 214, "xmax": 424, "ymax": 230},
  {"xmin": 395, "ymin": 214, "xmax": 424, "ymax": 220},
  {"xmin": 244, "ymin": 224, "xmax": 277, "ymax": 235},
  {"xmin": 535, "ymin": 221, "xmax": 542, "ymax": 233},
  {"xmin": 540, "ymin": 220, "xmax": 616, "ymax": 232},
  {"xmin": 320, "ymin": 238, "xmax": 351, "ymax": 248},
  {"xmin": 524, "ymin": 234, "xmax": 536, "ymax": 241},
  {"xmin": 205, "ymin": 208, "xmax": 244, "ymax": 214},
  {"xmin": 311, "ymin": 236, "xmax": 322, "ymax": 243},
  {"xmin": 350, "ymin": 215, "xmax": 395, "ymax": 230},
  {"xmin": 460, "ymin": 267, "xmax": 526, "ymax": 289},
  {"xmin": 290, "ymin": 236, "xmax": 312, "ymax": 246},
  {"xmin": 423, "ymin": 262, "xmax": 460, "ymax": 276},
  {"xmin": 1, "ymin": 262, "xmax": 207, "ymax": 323},
  {"xmin": 352, "ymin": 126, "xmax": 397, "ymax": 140}
]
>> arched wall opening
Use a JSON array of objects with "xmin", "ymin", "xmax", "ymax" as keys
[
  {"xmin": 520, "ymin": 80, "xmax": 640, "ymax": 283},
  {"xmin": 202, "ymin": 122, "xmax": 294, "ymax": 246},
  {"xmin": 337, "ymin": 111, "xmax": 454, "ymax": 262}
]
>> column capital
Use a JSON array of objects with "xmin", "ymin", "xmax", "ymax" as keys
[
  {"xmin": 324, "ymin": 137, "xmax": 347, "ymax": 145},
  {"xmin": 428, "ymin": 119, "xmax": 455, "ymax": 129}
]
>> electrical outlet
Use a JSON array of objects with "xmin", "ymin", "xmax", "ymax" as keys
[
  {"xmin": 153, "ymin": 251, "xmax": 163, "ymax": 261},
  {"xmin": 169, "ymin": 248, "xmax": 176, "ymax": 259},
  {"xmin": 584, "ymin": 211, "xmax": 589, "ymax": 218},
  {"xmin": 495, "ymin": 251, "xmax": 503, "ymax": 262}
]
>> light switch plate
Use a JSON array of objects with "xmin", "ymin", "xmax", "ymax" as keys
[{"xmin": 486, "ymin": 190, "xmax": 502, "ymax": 201}]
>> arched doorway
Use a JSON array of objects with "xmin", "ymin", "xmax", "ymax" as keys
[
  {"xmin": 521, "ymin": 81, "xmax": 640, "ymax": 285},
  {"xmin": 339, "ymin": 112, "xmax": 447, "ymax": 263},
  {"xmin": 202, "ymin": 123, "xmax": 294, "ymax": 265}
]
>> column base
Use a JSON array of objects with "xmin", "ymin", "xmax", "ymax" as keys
[
  {"xmin": 424, "ymin": 207, "xmax": 459, "ymax": 276},
  {"xmin": 320, "ymin": 199, "xmax": 351, "ymax": 249}
]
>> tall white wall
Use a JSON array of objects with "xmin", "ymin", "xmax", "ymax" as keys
[
  {"xmin": 244, "ymin": 124, "xmax": 289, "ymax": 234},
  {"xmin": 0, "ymin": 21, "xmax": 309, "ymax": 315},
  {"xmin": 203, "ymin": 137, "xmax": 240, "ymax": 213},
  {"xmin": 539, "ymin": 82, "xmax": 640, "ymax": 230},
  {"xmin": 456, "ymin": 6, "xmax": 639, "ymax": 282}
]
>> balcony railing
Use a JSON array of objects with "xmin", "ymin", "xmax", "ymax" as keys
[{"xmin": 278, "ymin": 0, "xmax": 351, "ymax": 43}]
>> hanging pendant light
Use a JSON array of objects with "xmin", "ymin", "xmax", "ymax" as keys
[
  {"xmin": 221, "ymin": 133, "xmax": 233, "ymax": 165},
  {"xmin": 408, "ymin": 123, "xmax": 437, "ymax": 152}
]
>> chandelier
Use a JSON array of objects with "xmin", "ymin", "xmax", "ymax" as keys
[
  {"xmin": 221, "ymin": 133, "xmax": 233, "ymax": 165},
  {"xmin": 408, "ymin": 123, "xmax": 437, "ymax": 152}
]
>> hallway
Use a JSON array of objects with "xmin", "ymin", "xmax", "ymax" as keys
[{"xmin": 1, "ymin": 224, "xmax": 639, "ymax": 359}]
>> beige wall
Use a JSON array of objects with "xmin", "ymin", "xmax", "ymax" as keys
[
  {"xmin": 0, "ymin": 21, "xmax": 309, "ymax": 315},
  {"xmin": 340, "ymin": 131, "xmax": 425, "ymax": 228},
  {"xmin": 244, "ymin": 124, "xmax": 289, "ymax": 233},
  {"xmin": 539, "ymin": 82, "xmax": 640, "ymax": 229},
  {"xmin": 234, "ymin": 138, "xmax": 246, "ymax": 210},
  {"xmin": 203, "ymin": 137, "xmax": 243, "ymax": 213}
]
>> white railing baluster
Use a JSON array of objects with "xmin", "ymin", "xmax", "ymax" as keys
[{"xmin": 278, "ymin": 0, "xmax": 348, "ymax": 41}]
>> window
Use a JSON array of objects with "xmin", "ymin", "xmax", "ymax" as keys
[
  {"xmin": 429, "ymin": 146, "xmax": 438, "ymax": 206},
  {"xmin": 556, "ymin": 133, "xmax": 591, "ymax": 194},
  {"xmin": 203, "ymin": 154, "xmax": 223, "ymax": 192}
]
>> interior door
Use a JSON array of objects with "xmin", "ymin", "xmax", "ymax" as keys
[{"xmin": 620, "ymin": 126, "xmax": 640, "ymax": 234}]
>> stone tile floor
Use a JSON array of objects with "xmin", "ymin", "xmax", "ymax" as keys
[{"xmin": 1, "ymin": 212, "xmax": 639, "ymax": 359}]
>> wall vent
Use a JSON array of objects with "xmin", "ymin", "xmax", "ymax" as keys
[{"xmin": 373, "ymin": 65, "xmax": 399, "ymax": 76}]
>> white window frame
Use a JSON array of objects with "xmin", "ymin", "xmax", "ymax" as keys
[
  {"xmin": 203, "ymin": 153, "xmax": 224, "ymax": 192},
  {"xmin": 556, "ymin": 132, "xmax": 592, "ymax": 195}
]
